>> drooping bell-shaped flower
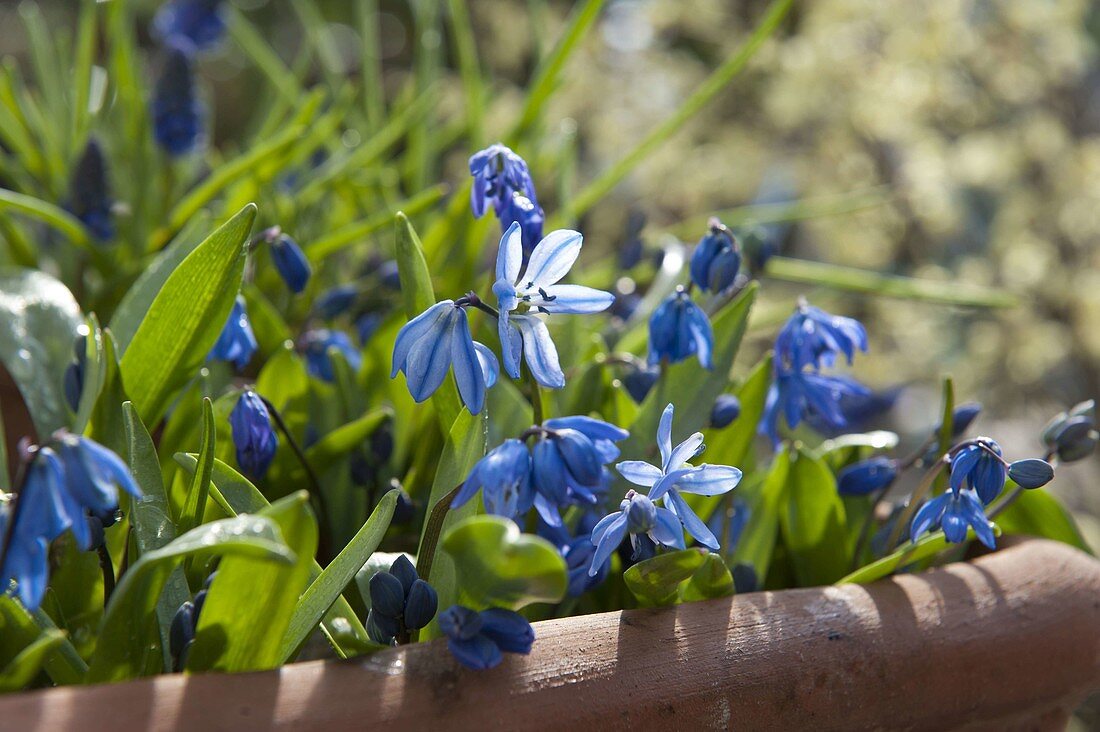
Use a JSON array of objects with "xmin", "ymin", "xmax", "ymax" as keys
[
  {"xmin": 270, "ymin": 233, "xmax": 311, "ymax": 294},
  {"xmin": 910, "ymin": 487, "xmax": 995, "ymax": 549},
  {"xmin": 689, "ymin": 219, "xmax": 741, "ymax": 294},
  {"xmin": 391, "ymin": 301, "xmax": 499, "ymax": 414},
  {"xmin": 948, "ymin": 439, "xmax": 1006, "ymax": 505},
  {"xmin": 648, "ymin": 287, "xmax": 714, "ymax": 369},
  {"xmin": 451, "ymin": 439, "xmax": 533, "ymax": 519},
  {"xmin": 67, "ymin": 138, "xmax": 114, "ymax": 242},
  {"xmin": 439, "ymin": 605, "xmax": 535, "ymax": 670},
  {"xmin": 229, "ymin": 391, "xmax": 278, "ymax": 479},
  {"xmin": 836, "ymin": 456, "xmax": 898, "ymax": 496},
  {"xmin": 498, "ymin": 192, "xmax": 544, "ymax": 255},
  {"xmin": 302, "ymin": 329, "xmax": 363, "ymax": 383},
  {"xmin": 153, "ymin": 0, "xmax": 226, "ymax": 52},
  {"xmin": 774, "ymin": 300, "xmax": 868, "ymax": 373},
  {"xmin": 469, "ymin": 143, "xmax": 539, "ymax": 220},
  {"xmin": 208, "ymin": 296, "xmax": 258, "ymax": 370}
]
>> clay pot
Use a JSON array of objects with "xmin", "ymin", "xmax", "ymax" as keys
[{"xmin": 2, "ymin": 538, "xmax": 1097, "ymax": 731}]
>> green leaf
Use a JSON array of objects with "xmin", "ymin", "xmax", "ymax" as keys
[
  {"xmin": 0, "ymin": 629, "xmax": 65, "ymax": 692},
  {"xmin": 394, "ymin": 211, "xmax": 437, "ymax": 320},
  {"xmin": 0, "ymin": 268, "xmax": 82, "ymax": 436},
  {"xmin": 303, "ymin": 409, "xmax": 392, "ymax": 467},
  {"xmin": 173, "ymin": 455, "xmax": 374, "ymax": 656},
  {"xmin": 0, "ymin": 597, "xmax": 85, "ymax": 684},
  {"xmin": 179, "ymin": 398, "xmax": 216, "ymax": 533},
  {"xmin": 732, "ymin": 449, "xmax": 788, "ymax": 580},
  {"xmin": 305, "ymin": 186, "xmax": 446, "ymax": 261},
  {"xmin": 707, "ymin": 354, "xmax": 773, "ymax": 470},
  {"xmin": 680, "ymin": 553, "xmax": 736, "ymax": 602},
  {"xmin": 122, "ymin": 402, "xmax": 188, "ymax": 672},
  {"xmin": 416, "ymin": 410, "xmax": 486, "ymax": 635},
  {"xmin": 187, "ymin": 492, "xmax": 317, "ymax": 672},
  {"xmin": 838, "ymin": 525, "xmax": 1002, "ymax": 585},
  {"xmin": 0, "ymin": 188, "xmax": 91, "ymax": 250},
  {"xmin": 763, "ymin": 257, "xmax": 1017, "ymax": 308},
  {"xmin": 617, "ymin": 283, "xmax": 756, "ymax": 495},
  {"xmin": 120, "ymin": 205, "xmax": 255, "ymax": 425},
  {"xmin": 441, "ymin": 515, "xmax": 567, "ymax": 610},
  {"xmin": 279, "ymin": 490, "xmax": 397, "ymax": 662},
  {"xmin": 995, "ymin": 489, "xmax": 1092, "ymax": 554},
  {"xmin": 109, "ymin": 213, "xmax": 210, "ymax": 353},
  {"xmin": 623, "ymin": 548, "xmax": 707, "ymax": 607},
  {"xmin": 72, "ymin": 315, "xmax": 105, "ymax": 435},
  {"xmin": 86, "ymin": 329, "xmax": 128, "ymax": 456},
  {"xmin": 86, "ymin": 515, "xmax": 296, "ymax": 682},
  {"xmin": 780, "ymin": 446, "xmax": 849, "ymax": 586}
]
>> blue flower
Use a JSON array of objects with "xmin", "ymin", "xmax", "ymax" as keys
[
  {"xmin": 499, "ymin": 192, "xmax": 545, "ymax": 255},
  {"xmin": 529, "ymin": 416, "xmax": 628, "ymax": 526},
  {"xmin": 153, "ymin": 42, "xmax": 203, "ymax": 156},
  {"xmin": 67, "ymin": 139, "xmax": 114, "ymax": 242},
  {"xmin": 774, "ymin": 300, "xmax": 868, "ymax": 373},
  {"xmin": 270, "ymin": 234, "xmax": 311, "ymax": 294},
  {"xmin": 621, "ymin": 362, "xmax": 660, "ymax": 403},
  {"xmin": 837, "ymin": 456, "xmax": 898, "ymax": 496},
  {"xmin": 689, "ymin": 219, "xmax": 741, "ymax": 293},
  {"xmin": 54, "ymin": 434, "xmax": 141, "ymax": 549},
  {"xmin": 451, "ymin": 439, "xmax": 533, "ymax": 519},
  {"xmin": 759, "ymin": 370, "xmax": 870, "ymax": 448},
  {"xmin": 229, "ymin": 391, "xmax": 278, "ymax": 479},
  {"xmin": 315, "ymin": 285, "xmax": 358, "ymax": 320},
  {"xmin": 493, "ymin": 223, "xmax": 614, "ymax": 389},
  {"xmin": 391, "ymin": 302, "xmax": 499, "ymax": 413},
  {"xmin": 709, "ymin": 394, "xmax": 741, "ymax": 428},
  {"xmin": 948, "ymin": 439, "xmax": 1006, "ymax": 505},
  {"xmin": 153, "ymin": 0, "xmax": 226, "ymax": 51},
  {"xmin": 356, "ymin": 312, "xmax": 383, "ymax": 346},
  {"xmin": 439, "ymin": 605, "xmax": 535, "ymax": 670},
  {"xmin": 469, "ymin": 143, "xmax": 539, "ymax": 220},
  {"xmin": 587, "ymin": 490, "xmax": 684, "ymax": 576},
  {"xmin": 208, "ymin": 296, "xmax": 257, "ymax": 370},
  {"xmin": 303, "ymin": 329, "xmax": 364, "ymax": 383},
  {"xmin": 910, "ymin": 487, "xmax": 995, "ymax": 549},
  {"xmin": 616, "ymin": 403, "xmax": 742, "ymax": 551},
  {"xmin": 647, "ymin": 287, "xmax": 713, "ymax": 368},
  {"xmin": 0, "ymin": 449, "xmax": 70, "ymax": 610}
]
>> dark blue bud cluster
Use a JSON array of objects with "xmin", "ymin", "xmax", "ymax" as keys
[
  {"xmin": 170, "ymin": 572, "xmax": 216, "ymax": 671},
  {"xmin": 439, "ymin": 604, "xmax": 534, "ymax": 670},
  {"xmin": 366, "ymin": 555, "xmax": 438, "ymax": 645},
  {"xmin": 1042, "ymin": 400, "xmax": 1097, "ymax": 463}
]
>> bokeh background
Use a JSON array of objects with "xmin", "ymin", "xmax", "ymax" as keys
[{"xmin": 3, "ymin": 0, "xmax": 1097, "ymax": 592}]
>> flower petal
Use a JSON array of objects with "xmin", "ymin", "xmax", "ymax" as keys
[
  {"xmin": 391, "ymin": 301, "xmax": 452, "ymax": 378},
  {"xmin": 666, "ymin": 432, "xmax": 704, "ymax": 471},
  {"xmin": 520, "ymin": 229, "xmax": 582, "ymax": 288},
  {"xmin": 589, "ymin": 514, "xmax": 627, "ymax": 577},
  {"xmin": 675, "ymin": 465, "xmax": 743, "ymax": 496},
  {"xmin": 450, "ymin": 310, "xmax": 486, "ymax": 414},
  {"xmin": 447, "ymin": 635, "xmax": 503, "ymax": 670},
  {"xmin": 616, "ymin": 460, "xmax": 663, "ymax": 487},
  {"xmin": 404, "ymin": 308, "xmax": 457, "ymax": 402},
  {"xmin": 499, "ymin": 315, "xmax": 523, "ymax": 380},
  {"xmin": 657, "ymin": 403, "xmax": 674, "ymax": 469},
  {"xmin": 496, "ymin": 221, "xmax": 523, "ymax": 283},
  {"xmin": 515, "ymin": 315, "xmax": 564, "ymax": 388},
  {"xmin": 649, "ymin": 507, "xmax": 686, "ymax": 549},
  {"xmin": 538, "ymin": 284, "xmax": 615, "ymax": 314},
  {"xmin": 472, "ymin": 341, "xmax": 498, "ymax": 389},
  {"xmin": 666, "ymin": 489, "xmax": 720, "ymax": 550}
]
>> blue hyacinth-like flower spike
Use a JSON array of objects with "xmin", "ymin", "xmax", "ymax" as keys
[
  {"xmin": 493, "ymin": 223, "xmax": 614, "ymax": 388},
  {"xmin": 439, "ymin": 605, "xmax": 535, "ymax": 670},
  {"xmin": 647, "ymin": 286, "xmax": 714, "ymax": 369},
  {"xmin": 153, "ymin": 0, "xmax": 226, "ymax": 52},
  {"xmin": 208, "ymin": 296, "xmax": 258, "ymax": 370},
  {"xmin": 230, "ymin": 391, "xmax": 278, "ymax": 479},
  {"xmin": 391, "ymin": 301, "xmax": 499, "ymax": 413},
  {"xmin": 67, "ymin": 138, "xmax": 114, "ymax": 242},
  {"xmin": 153, "ymin": 41, "xmax": 203, "ymax": 157}
]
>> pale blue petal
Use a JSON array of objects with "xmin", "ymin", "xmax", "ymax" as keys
[
  {"xmin": 496, "ymin": 221, "xmax": 523, "ymax": 283},
  {"xmin": 404, "ymin": 308, "xmax": 457, "ymax": 402},
  {"xmin": 520, "ymin": 229, "xmax": 582, "ymax": 288},
  {"xmin": 657, "ymin": 403, "xmax": 675, "ymax": 469},
  {"xmin": 686, "ymin": 305, "xmax": 714, "ymax": 369},
  {"xmin": 515, "ymin": 315, "xmax": 564, "ymax": 389},
  {"xmin": 499, "ymin": 315, "xmax": 523, "ymax": 380},
  {"xmin": 616, "ymin": 460, "xmax": 663, "ymax": 487},
  {"xmin": 650, "ymin": 507, "xmax": 686, "ymax": 549},
  {"xmin": 450, "ymin": 310, "xmax": 485, "ymax": 414},
  {"xmin": 667, "ymin": 490, "xmax": 719, "ymax": 550},
  {"xmin": 676, "ymin": 465, "xmax": 743, "ymax": 496},
  {"xmin": 648, "ymin": 468, "xmax": 695, "ymax": 502},
  {"xmin": 589, "ymin": 514, "xmax": 627, "ymax": 576},
  {"xmin": 909, "ymin": 493, "xmax": 948, "ymax": 543},
  {"xmin": 472, "ymin": 341, "xmax": 498, "ymax": 388},
  {"xmin": 391, "ymin": 301, "xmax": 452, "ymax": 378},
  {"xmin": 538, "ymin": 284, "xmax": 615, "ymax": 314},
  {"xmin": 591, "ymin": 510, "xmax": 625, "ymax": 546},
  {"xmin": 543, "ymin": 416, "xmax": 629, "ymax": 443},
  {"xmin": 666, "ymin": 432, "xmax": 704, "ymax": 471}
]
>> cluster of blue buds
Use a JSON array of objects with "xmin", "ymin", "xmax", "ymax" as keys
[
  {"xmin": 469, "ymin": 143, "xmax": 544, "ymax": 255},
  {"xmin": 0, "ymin": 433, "xmax": 140, "ymax": 610},
  {"xmin": 392, "ymin": 221, "xmax": 611, "ymax": 413},
  {"xmin": 260, "ymin": 226, "xmax": 312, "ymax": 294},
  {"xmin": 152, "ymin": 40, "xmax": 204, "ymax": 157},
  {"xmin": 230, "ymin": 391, "xmax": 278, "ymax": 479},
  {"xmin": 170, "ymin": 571, "xmax": 216, "ymax": 671},
  {"xmin": 208, "ymin": 296, "xmax": 258, "ymax": 371},
  {"xmin": 910, "ymin": 437, "xmax": 1054, "ymax": 548},
  {"xmin": 689, "ymin": 218, "xmax": 741, "ymax": 294},
  {"xmin": 67, "ymin": 139, "xmax": 114, "ymax": 242},
  {"xmin": 439, "ymin": 604, "xmax": 534, "ymax": 670},
  {"xmin": 1042, "ymin": 400, "xmax": 1098, "ymax": 463},
  {"xmin": 153, "ymin": 0, "xmax": 226, "ymax": 51},
  {"xmin": 759, "ymin": 299, "xmax": 870, "ymax": 448},
  {"xmin": 589, "ymin": 404, "xmax": 742, "ymax": 575},
  {"xmin": 366, "ymin": 555, "xmax": 438, "ymax": 645},
  {"xmin": 452, "ymin": 416, "xmax": 629, "ymax": 530},
  {"xmin": 302, "ymin": 329, "xmax": 363, "ymax": 383}
]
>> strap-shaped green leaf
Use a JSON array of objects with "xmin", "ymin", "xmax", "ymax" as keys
[{"xmin": 119, "ymin": 205, "xmax": 255, "ymax": 425}]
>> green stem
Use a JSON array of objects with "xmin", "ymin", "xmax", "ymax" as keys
[
  {"xmin": 884, "ymin": 459, "xmax": 946, "ymax": 553},
  {"xmin": 414, "ymin": 483, "xmax": 462, "ymax": 586},
  {"xmin": 97, "ymin": 544, "xmax": 116, "ymax": 608},
  {"xmin": 525, "ymin": 370, "xmax": 545, "ymax": 425}
]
